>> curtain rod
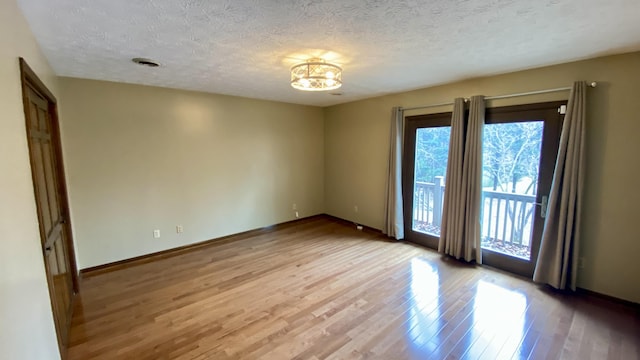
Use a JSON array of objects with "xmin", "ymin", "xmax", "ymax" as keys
[
  {"xmin": 400, "ymin": 82, "xmax": 597, "ymax": 111},
  {"xmin": 400, "ymin": 100, "xmax": 458, "ymax": 111},
  {"xmin": 485, "ymin": 82, "xmax": 597, "ymax": 100}
]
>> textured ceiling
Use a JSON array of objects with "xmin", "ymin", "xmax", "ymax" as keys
[{"xmin": 17, "ymin": 0, "xmax": 640, "ymax": 107}]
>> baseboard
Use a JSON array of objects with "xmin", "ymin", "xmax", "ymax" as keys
[
  {"xmin": 321, "ymin": 214, "xmax": 389, "ymax": 238},
  {"xmin": 80, "ymin": 214, "xmax": 329, "ymax": 278},
  {"xmin": 576, "ymin": 287, "xmax": 640, "ymax": 310}
]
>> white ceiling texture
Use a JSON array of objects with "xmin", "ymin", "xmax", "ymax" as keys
[{"xmin": 17, "ymin": 0, "xmax": 640, "ymax": 107}]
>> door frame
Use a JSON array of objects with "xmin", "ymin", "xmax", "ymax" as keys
[
  {"xmin": 19, "ymin": 58, "xmax": 79, "ymax": 355},
  {"xmin": 481, "ymin": 101, "xmax": 565, "ymax": 277}
]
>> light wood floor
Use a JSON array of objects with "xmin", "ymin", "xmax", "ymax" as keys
[{"xmin": 68, "ymin": 216, "xmax": 640, "ymax": 360}]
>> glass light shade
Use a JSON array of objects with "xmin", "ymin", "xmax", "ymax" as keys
[{"xmin": 291, "ymin": 60, "xmax": 342, "ymax": 91}]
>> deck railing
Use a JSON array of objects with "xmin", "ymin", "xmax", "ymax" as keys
[
  {"xmin": 412, "ymin": 177, "xmax": 536, "ymax": 251},
  {"xmin": 412, "ymin": 177, "xmax": 445, "ymax": 234},
  {"xmin": 480, "ymin": 191, "xmax": 536, "ymax": 248}
]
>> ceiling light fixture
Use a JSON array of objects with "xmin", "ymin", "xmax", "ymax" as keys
[{"xmin": 290, "ymin": 59, "xmax": 342, "ymax": 91}]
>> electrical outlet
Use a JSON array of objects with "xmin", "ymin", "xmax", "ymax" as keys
[
  {"xmin": 292, "ymin": 203, "xmax": 297, "ymax": 210},
  {"xmin": 295, "ymin": 211, "xmax": 299, "ymax": 218},
  {"xmin": 176, "ymin": 225, "xmax": 183, "ymax": 234},
  {"xmin": 354, "ymin": 205, "xmax": 359, "ymax": 213},
  {"xmin": 153, "ymin": 229, "xmax": 161, "ymax": 238}
]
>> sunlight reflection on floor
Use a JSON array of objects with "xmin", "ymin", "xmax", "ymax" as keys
[
  {"xmin": 468, "ymin": 280, "xmax": 527, "ymax": 358},
  {"xmin": 405, "ymin": 259, "xmax": 528, "ymax": 359},
  {"xmin": 407, "ymin": 258, "xmax": 441, "ymax": 356}
]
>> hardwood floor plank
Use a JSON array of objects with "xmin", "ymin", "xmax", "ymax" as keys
[{"xmin": 68, "ymin": 217, "xmax": 640, "ymax": 360}]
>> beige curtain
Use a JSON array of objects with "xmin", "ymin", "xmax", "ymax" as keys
[
  {"xmin": 439, "ymin": 96, "xmax": 485, "ymax": 262},
  {"xmin": 533, "ymin": 81, "xmax": 587, "ymax": 290},
  {"xmin": 383, "ymin": 107, "xmax": 404, "ymax": 239}
]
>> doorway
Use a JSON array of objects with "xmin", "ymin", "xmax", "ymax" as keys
[
  {"xmin": 403, "ymin": 102, "xmax": 564, "ymax": 277},
  {"xmin": 20, "ymin": 58, "xmax": 78, "ymax": 357},
  {"xmin": 480, "ymin": 102, "xmax": 564, "ymax": 277}
]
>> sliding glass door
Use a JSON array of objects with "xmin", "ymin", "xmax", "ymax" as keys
[
  {"xmin": 402, "ymin": 102, "xmax": 565, "ymax": 278},
  {"xmin": 480, "ymin": 102, "xmax": 564, "ymax": 277},
  {"xmin": 403, "ymin": 112, "xmax": 451, "ymax": 249}
]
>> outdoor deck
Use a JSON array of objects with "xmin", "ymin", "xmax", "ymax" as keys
[{"xmin": 412, "ymin": 179, "xmax": 537, "ymax": 259}]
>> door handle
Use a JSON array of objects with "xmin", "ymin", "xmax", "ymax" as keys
[{"xmin": 534, "ymin": 195, "xmax": 548, "ymax": 219}]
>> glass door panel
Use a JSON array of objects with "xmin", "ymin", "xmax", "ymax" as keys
[
  {"xmin": 412, "ymin": 127, "xmax": 451, "ymax": 237},
  {"xmin": 403, "ymin": 112, "xmax": 451, "ymax": 249},
  {"xmin": 481, "ymin": 121, "xmax": 543, "ymax": 261}
]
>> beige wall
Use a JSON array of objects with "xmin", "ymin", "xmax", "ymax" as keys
[
  {"xmin": 324, "ymin": 52, "xmax": 640, "ymax": 303},
  {"xmin": 59, "ymin": 78, "xmax": 325, "ymax": 269},
  {"xmin": 3, "ymin": 2, "xmax": 637, "ymax": 356},
  {"xmin": 0, "ymin": 0, "xmax": 61, "ymax": 359}
]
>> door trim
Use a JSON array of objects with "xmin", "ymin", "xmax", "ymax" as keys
[{"xmin": 19, "ymin": 58, "xmax": 79, "ymax": 357}]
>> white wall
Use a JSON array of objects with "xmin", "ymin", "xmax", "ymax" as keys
[
  {"xmin": 324, "ymin": 52, "xmax": 640, "ymax": 303},
  {"xmin": 59, "ymin": 78, "xmax": 325, "ymax": 269},
  {"xmin": 0, "ymin": 0, "xmax": 61, "ymax": 359}
]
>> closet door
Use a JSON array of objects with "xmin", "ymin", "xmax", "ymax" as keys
[{"xmin": 21, "ymin": 58, "xmax": 78, "ymax": 358}]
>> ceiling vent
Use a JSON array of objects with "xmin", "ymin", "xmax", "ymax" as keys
[{"xmin": 132, "ymin": 58, "xmax": 159, "ymax": 67}]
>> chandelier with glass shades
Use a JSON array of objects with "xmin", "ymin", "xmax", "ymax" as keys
[{"xmin": 290, "ymin": 59, "xmax": 342, "ymax": 91}]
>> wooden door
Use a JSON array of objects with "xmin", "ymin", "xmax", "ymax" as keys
[{"xmin": 20, "ymin": 58, "xmax": 78, "ymax": 357}]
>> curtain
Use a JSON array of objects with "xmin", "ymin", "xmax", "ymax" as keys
[
  {"xmin": 382, "ymin": 107, "xmax": 404, "ymax": 239},
  {"xmin": 439, "ymin": 96, "xmax": 485, "ymax": 262},
  {"xmin": 533, "ymin": 81, "xmax": 587, "ymax": 290}
]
